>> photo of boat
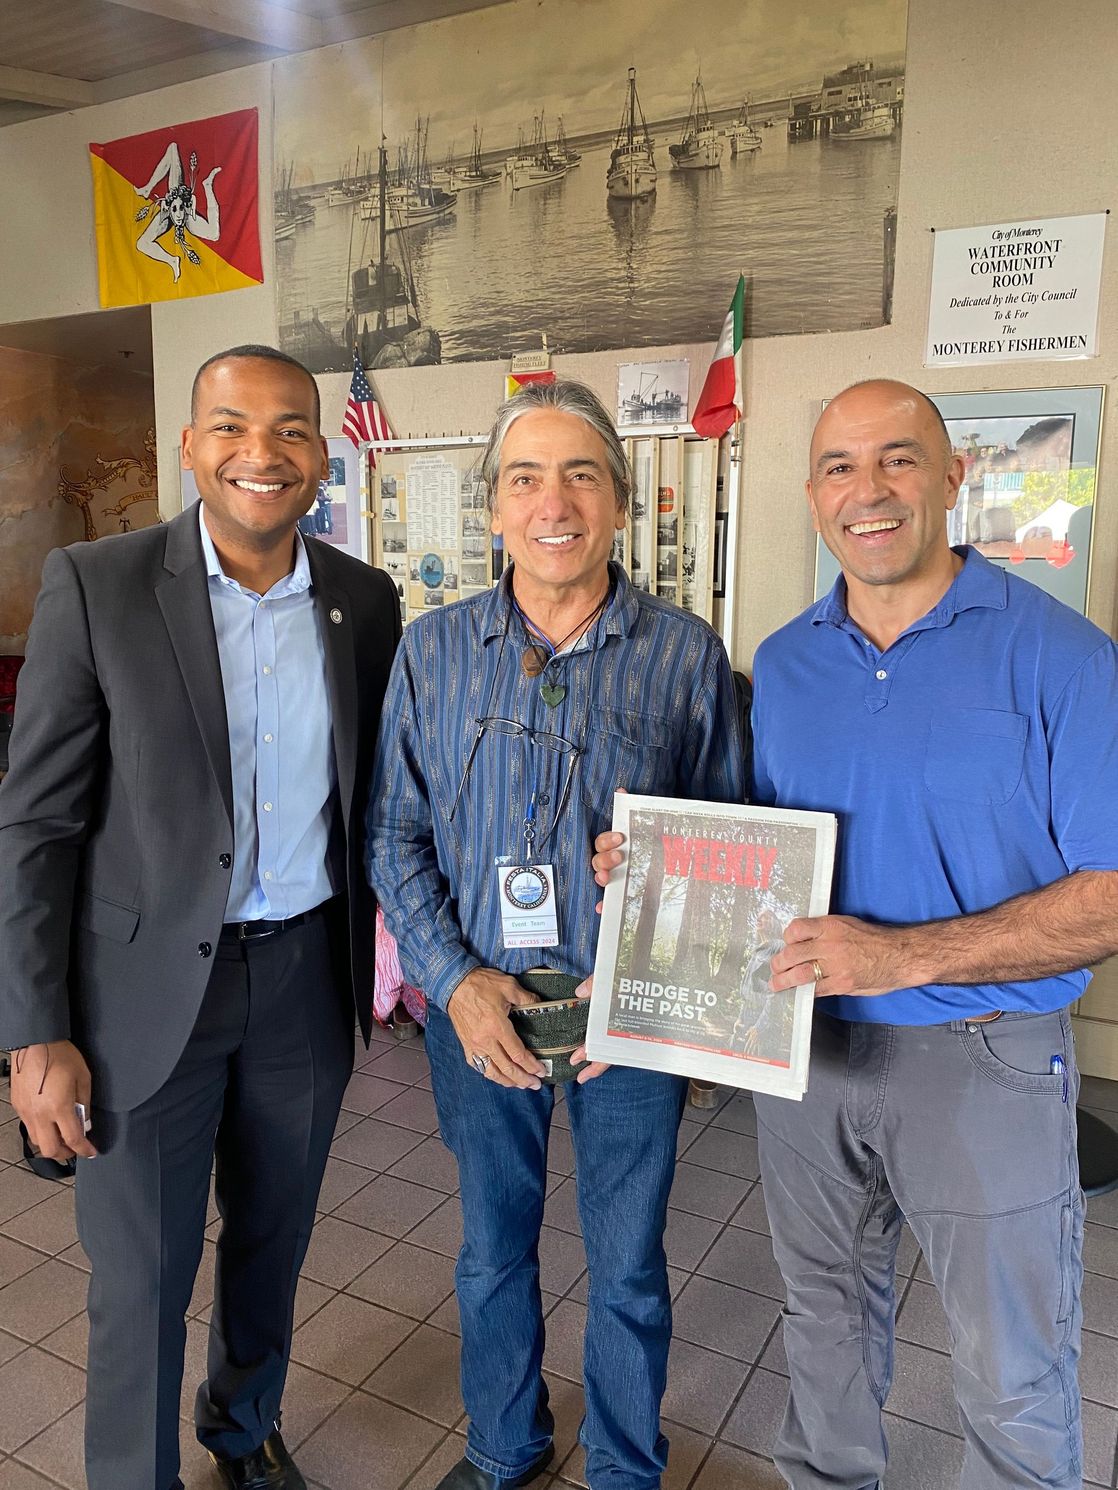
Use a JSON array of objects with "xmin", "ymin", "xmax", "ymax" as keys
[
  {"xmin": 553, "ymin": 117, "xmax": 581, "ymax": 168},
  {"xmin": 322, "ymin": 154, "xmax": 367, "ymax": 207},
  {"xmin": 345, "ymin": 142, "xmax": 442, "ymax": 370},
  {"xmin": 508, "ymin": 114, "xmax": 568, "ymax": 190},
  {"xmin": 436, "ymin": 123, "xmax": 501, "ymax": 192},
  {"xmin": 358, "ymin": 119, "xmax": 457, "ymax": 228},
  {"xmin": 727, "ymin": 101, "xmax": 762, "ymax": 156},
  {"xmin": 668, "ymin": 75, "xmax": 723, "ymax": 170},
  {"xmin": 607, "ymin": 67, "xmax": 657, "ymax": 201},
  {"xmin": 620, "ymin": 371, "xmax": 684, "ymax": 422},
  {"xmin": 831, "ymin": 85, "xmax": 896, "ymax": 139},
  {"xmin": 274, "ymin": 0, "xmax": 906, "ymax": 369},
  {"xmin": 274, "ymin": 162, "xmax": 315, "ymax": 238}
]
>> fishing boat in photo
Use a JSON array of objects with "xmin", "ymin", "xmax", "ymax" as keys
[
  {"xmin": 553, "ymin": 117, "xmax": 581, "ymax": 168},
  {"xmin": 669, "ymin": 75, "xmax": 723, "ymax": 170},
  {"xmin": 607, "ymin": 67, "xmax": 657, "ymax": 201},
  {"xmin": 358, "ymin": 182, "xmax": 456, "ymax": 228},
  {"xmin": 322, "ymin": 153, "xmax": 366, "ymax": 207},
  {"xmin": 359, "ymin": 119, "xmax": 457, "ymax": 227},
  {"xmin": 727, "ymin": 101, "xmax": 762, "ymax": 156},
  {"xmin": 620, "ymin": 372, "xmax": 683, "ymax": 422},
  {"xmin": 509, "ymin": 114, "xmax": 568, "ymax": 191},
  {"xmin": 394, "ymin": 179, "xmax": 457, "ymax": 226},
  {"xmin": 343, "ymin": 141, "xmax": 442, "ymax": 370},
  {"xmin": 274, "ymin": 162, "xmax": 315, "ymax": 238},
  {"xmin": 437, "ymin": 123, "xmax": 501, "ymax": 192},
  {"xmin": 831, "ymin": 86, "xmax": 895, "ymax": 139}
]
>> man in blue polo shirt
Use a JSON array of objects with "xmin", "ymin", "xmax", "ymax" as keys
[{"xmin": 750, "ymin": 379, "xmax": 1118, "ymax": 1489}]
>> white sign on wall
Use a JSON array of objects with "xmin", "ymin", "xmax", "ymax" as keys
[{"xmin": 925, "ymin": 212, "xmax": 1106, "ymax": 368}]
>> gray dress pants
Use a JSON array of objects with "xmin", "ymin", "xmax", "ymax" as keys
[
  {"xmin": 75, "ymin": 910, "xmax": 352, "ymax": 1490},
  {"xmin": 755, "ymin": 1008, "xmax": 1083, "ymax": 1490}
]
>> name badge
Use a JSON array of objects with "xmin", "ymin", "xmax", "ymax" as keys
[{"xmin": 497, "ymin": 862, "xmax": 559, "ymax": 949}]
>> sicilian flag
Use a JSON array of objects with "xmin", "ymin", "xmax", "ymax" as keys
[
  {"xmin": 89, "ymin": 109, "xmax": 262, "ymax": 308},
  {"xmin": 505, "ymin": 369, "xmax": 556, "ymax": 399},
  {"xmin": 692, "ymin": 275, "xmax": 745, "ymax": 438}
]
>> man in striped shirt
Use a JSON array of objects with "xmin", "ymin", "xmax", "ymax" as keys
[{"xmin": 368, "ymin": 380, "xmax": 743, "ymax": 1490}]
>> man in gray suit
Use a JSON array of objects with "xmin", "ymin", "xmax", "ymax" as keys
[{"xmin": 0, "ymin": 346, "xmax": 400, "ymax": 1490}]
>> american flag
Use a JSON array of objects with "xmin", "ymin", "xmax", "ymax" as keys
[{"xmin": 341, "ymin": 348, "xmax": 393, "ymax": 462}]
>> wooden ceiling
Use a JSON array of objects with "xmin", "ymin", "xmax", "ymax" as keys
[{"xmin": 0, "ymin": 0, "xmax": 512, "ymax": 127}]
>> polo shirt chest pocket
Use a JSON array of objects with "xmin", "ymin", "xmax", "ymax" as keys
[
  {"xmin": 582, "ymin": 708, "xmax": 675, "ymax": 805},
  {"xmin": 923, "ymin": 707, "xmax": 1028, "ymax": 805}
]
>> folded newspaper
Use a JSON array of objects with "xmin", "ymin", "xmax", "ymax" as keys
[{"xmin": 586, "ymin": 795, "xmax": 836, "ymax": 1100}]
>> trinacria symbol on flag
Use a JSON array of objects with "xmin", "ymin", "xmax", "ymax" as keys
[{"xmin": 89, "ymin": 109, "xmax": 263, "ymax": 308}]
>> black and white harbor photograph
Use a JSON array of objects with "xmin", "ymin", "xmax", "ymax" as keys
[{"xmin": 273, "ymin": 0, "xmax": 907, "ymax": 371}]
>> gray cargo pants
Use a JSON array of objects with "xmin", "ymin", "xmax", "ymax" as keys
[{"xmin": 754, "ymin": 1008, "xmax": 1083, "ymax": 1490}]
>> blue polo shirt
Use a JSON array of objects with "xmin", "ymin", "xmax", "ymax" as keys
[{"xmin": 751, "ymin": 547, "xmax": 1118, "ymax": 1024}]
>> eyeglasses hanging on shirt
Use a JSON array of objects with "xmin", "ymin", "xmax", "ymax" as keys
[
  {"xmin": 450, "ymin": 716, "xmax": 580, "ymax": 858},
  {"xmin": 448, "ymin": 584, "xmax": 613, "ymax": 949},
  {"xmin": 449, "ymin": 585, "xmax": 610, "ymax": 842}
]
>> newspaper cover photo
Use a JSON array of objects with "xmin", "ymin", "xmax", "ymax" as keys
[{"xmin": 586, "ymin": 795, "xmax": 836, "ymax": 1098}]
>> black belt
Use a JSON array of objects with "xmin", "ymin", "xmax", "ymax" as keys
[{"xmin": 220, "ymin": 900, "xmax": 332, "ymax": 943}]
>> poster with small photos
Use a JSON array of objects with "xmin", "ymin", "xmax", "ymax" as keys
[{"xmin": 372, "ymin": 445, "xmax": 493, "ymax": 625}]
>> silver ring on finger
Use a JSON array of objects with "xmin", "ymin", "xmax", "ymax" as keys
[{"xmin": 471, "ymin": 1053, "xmax": 491, "ymax": 1076}]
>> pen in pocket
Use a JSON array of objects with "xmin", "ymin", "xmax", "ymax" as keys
[{"xmin": 1049, "ymin": 1054, "xmax": 1068, "ymax": 1104}]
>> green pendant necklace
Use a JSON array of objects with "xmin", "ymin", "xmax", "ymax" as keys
[{"xmin": 515, "ymin": 591, "xmax": 610, "ymax": 708}]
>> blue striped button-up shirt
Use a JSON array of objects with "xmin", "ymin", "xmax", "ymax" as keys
[
  {"xmin": 367, "ymin": 563, "xmax": 745, "ymax": 1010},
  {"xmin": 199, "ymin": 506, "xmax": 340, "ymax": 921}
]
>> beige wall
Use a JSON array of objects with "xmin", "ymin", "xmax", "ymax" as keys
[
  {"xmin": 0, "ymin": 347, "xmax": 157, "ymax": 651},
  {"xmin": 0, "ymin": 0, "xmax": 1114, "ymax": 1068}
]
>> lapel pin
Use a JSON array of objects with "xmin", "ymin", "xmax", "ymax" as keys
[{"xmin": 329, "ymin": 607, "xmax": 343, "ymax": 624}]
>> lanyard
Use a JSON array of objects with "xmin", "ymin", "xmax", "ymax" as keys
[
  {"xmin": 464, "ymin": 578, "xmax": 608, "ymax": 862},
  {"xmin": 523, "ymin": 788, "xmax": 539, "ymax": 864}
]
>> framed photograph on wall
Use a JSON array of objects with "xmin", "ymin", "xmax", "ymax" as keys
[
  {"xmin": 296, "ymin": 437, "xmax": 367, "ymax": 561},
  {"xmin": 813, "ymin": 385, "xmax": 1105, "ymax": 615},
  {"xmin": 617, "ymin": 360, "xmax": 690, "ymax": 427}
]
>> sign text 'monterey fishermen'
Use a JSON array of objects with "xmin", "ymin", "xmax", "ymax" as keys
[{"xmin": 925, "ymin": 212, "xmax": 1106, "ymax": 368}]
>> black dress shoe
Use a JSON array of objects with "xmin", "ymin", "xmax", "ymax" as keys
[
  {"xmin": 434, "ymin": 1446, "xmax": 554, "ymax": 1490},
  {"xmin": 208, "ymin": 1430, "xmax": 306, "ymax": 1490}
]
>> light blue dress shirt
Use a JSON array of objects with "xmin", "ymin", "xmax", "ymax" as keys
[{"xmin": 198, "ymin": 505, "xmax": 339, "ymax": 921}]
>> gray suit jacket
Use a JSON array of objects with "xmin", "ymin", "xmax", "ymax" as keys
[{"xmin": 0, "ymin": 507, "xmax": 401, "ymax": 1110}]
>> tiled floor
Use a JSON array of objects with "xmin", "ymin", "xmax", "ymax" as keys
[{"xmin": 2, "ymin": 1039, "xmax": 1118, "ymax": 1490}]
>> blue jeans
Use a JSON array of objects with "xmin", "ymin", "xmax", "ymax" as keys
[
  {"xmin": 755, "ymin": 1009, "xmax": 1083, "ymax": 1490},
  {"xmin": 425, "ymin": 1006, "xmax": 686, "ymax": 1490}
]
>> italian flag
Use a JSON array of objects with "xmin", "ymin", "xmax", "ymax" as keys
[{"xmin": 692, "ymin": 275, "xmax": 745, "ymax": 438}]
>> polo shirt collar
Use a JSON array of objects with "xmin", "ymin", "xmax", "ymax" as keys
[
  {"xmin": 481, "ymin": 560, "xmax": 637, "ymax": 643},
  {"xmin": 813, "ymin": 545, "xmax": 1007, "ymax": 636}
]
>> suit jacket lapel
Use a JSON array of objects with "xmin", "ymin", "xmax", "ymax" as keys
[
  {"xmin": 156, "ymin": 509, "xmax": 234, "ymax": 827},
  {"xmin": 306, "ymin": 539, "xmax": 358, "ymax": 816}
]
